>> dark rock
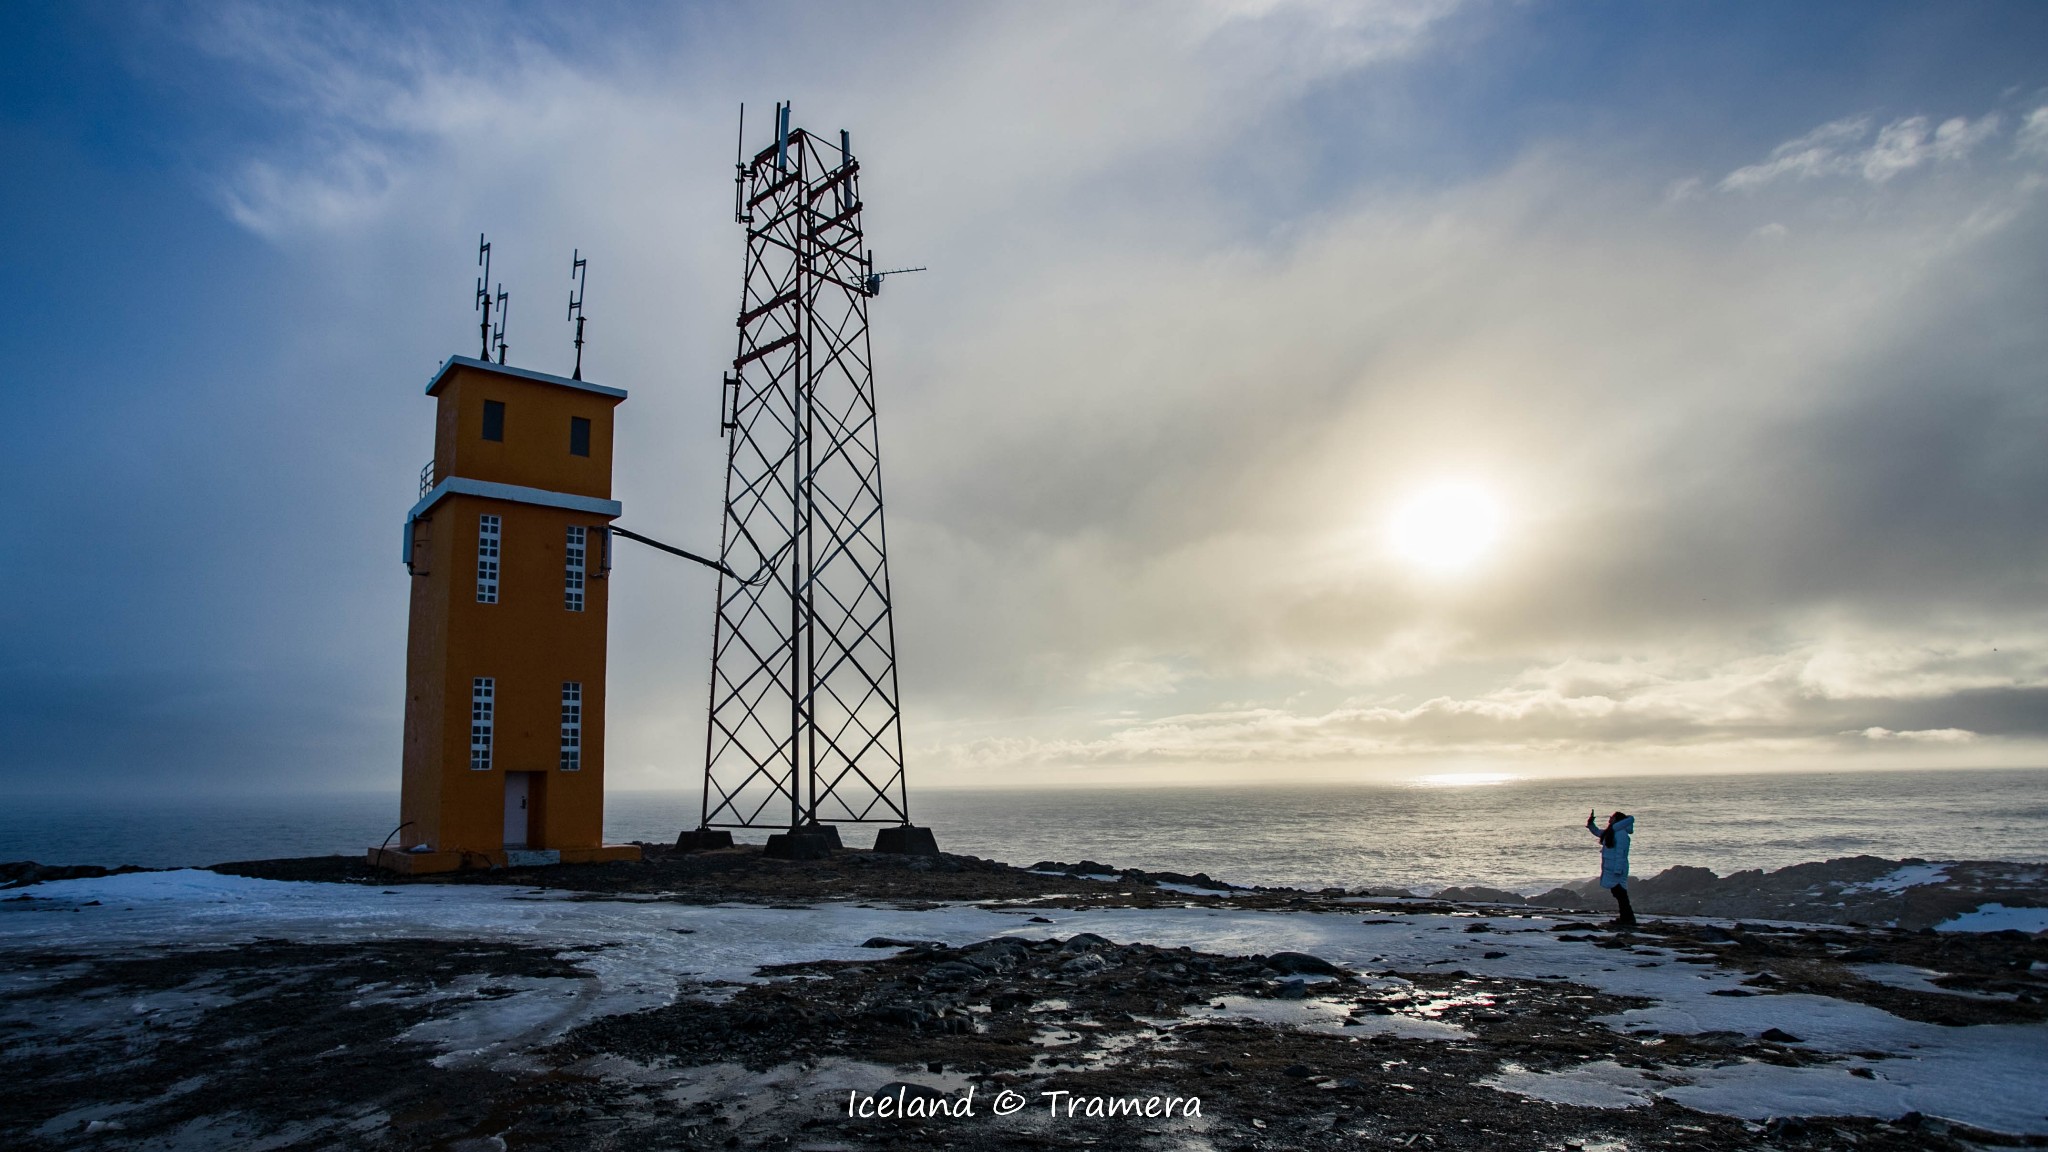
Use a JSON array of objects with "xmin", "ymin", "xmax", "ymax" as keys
[
  {"xmin": 1282, "ymin": 1063, "xmax": 1315, "ymax": 1078},
  {"xmin": 1264, "ymin": 951, "xmax": 1346, "ymax": 976},
  {"xmin": 860, "ymin": 937, "xmax": 942, "ymax": 950},
  {"xmin": 1059, "ymin": 953, "xmax": 1110, "ymax": 975},
  {"xmin": 1764, "ymin": 1116, "xmax": 1809, "ymax": 1138},
  {"xmin": 1, "ymin": 861, "xmax": 153, "ymax": 889},
  {"xmin": 875, "ymin": 1081, "xmax": 952, "ymax": 1105},
  {"xmin": 1633, "ymin": 865, "xmax": 1719, "ymax": 897},
  {"xmin": 1436, "ymin": 886, "xmax": 1529, "ymax": 905},
  {"xmin": 1759, "ymin": 1028, "xmax": 1803, "ymax": 1043}
]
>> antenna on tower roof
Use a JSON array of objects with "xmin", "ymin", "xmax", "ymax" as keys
[
  {"xmin": 475, "ymin": 234, "xmax": 494, "ymax": 360},
  {"xmin": 567, "ymin": 249, "xmax": 589, "ymax": 380},
  {"xmin": 775, "ymin": 101, "xmax": 790, "ymax": 171},
  {"xmin": 493, "ymin": 283, "xmax": 510, "ymax": 365}
]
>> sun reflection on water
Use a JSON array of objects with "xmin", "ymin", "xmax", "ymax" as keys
[{"xmin": 1411, "ymin": 772, "xmax": 1520, "ymax": 788}]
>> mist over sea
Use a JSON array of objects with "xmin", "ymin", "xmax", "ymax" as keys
[{"xmin": 5, "ymin": 768, "xmax": 2043, "ymax": 894}]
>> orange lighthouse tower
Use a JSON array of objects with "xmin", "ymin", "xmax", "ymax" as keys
[{"xmin": 370, "ymin": 355, "xmax": 642, "ymax": 873}]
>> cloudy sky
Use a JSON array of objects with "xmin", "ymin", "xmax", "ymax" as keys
[{"xmin": 3, "ymin": 1, "xmax": 2046, "ymax": 796}]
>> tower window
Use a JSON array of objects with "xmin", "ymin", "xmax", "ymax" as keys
[
  {"xmin": 470, "ymin": 677, "xmax": 495, "ymax": 770},
  {"xmin": 476, "ymin": 514, "xmax": 501, "ymax": 603},
  {"xmin": 569, "ymin": 416, "xmax": 591, "ymax": 457},
  {"xmin": 482, "ymin": 399, "xmax": 506, "ymax": 442},
  {"xmin": 560, "ymin": 682, "xmax": 582, "ymax": 771},
  {"xmin": 564, "ymin": 526, "xmax": 586, "ymax": 612}
]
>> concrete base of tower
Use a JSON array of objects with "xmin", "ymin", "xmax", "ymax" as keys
[
  {"xmin": 674, "ymin": 829, "xmax": 736, "ymax": 852},
  {"xmin": 796, "ymin": 822, "xmax": 843, "ymax": 848},
  {"xmin": 365, "ymin": 843, "xmax": 641, "ymax": 875},
  {"xmin": 762, "ymin": 830, "xmax": 836, "ymax": 860},
  {"xmin": 872, "ymin": 825, "xmax": 941, "ymax": 856}
]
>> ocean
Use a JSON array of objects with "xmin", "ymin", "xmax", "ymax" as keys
[{"xmin": 7, "ymin": 767, "xmax": 2045, "ymax": 893}]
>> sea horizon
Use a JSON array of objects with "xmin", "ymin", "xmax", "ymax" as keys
[{"xmin": 9, "ymin": 765, "xmax": 2045, "ymax": 895}]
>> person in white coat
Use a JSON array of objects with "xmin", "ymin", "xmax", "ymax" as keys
[{"xmin": 1587, "ymin": 810, "xmax": 1637, "ymax": 926}]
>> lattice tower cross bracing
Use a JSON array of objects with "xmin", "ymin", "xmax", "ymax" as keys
[{"xmin": 700, "ymin": 116, "xmax": 910, "ymax": 833}]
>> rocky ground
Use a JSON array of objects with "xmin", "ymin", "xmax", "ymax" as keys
[
  {"xmin": 1435, "ymin": 857, "xmax": 2048, "ymax": 932},
  {"xmin": 2, "ymin": 846, "xmax": 2044, "ymax": 1151}
]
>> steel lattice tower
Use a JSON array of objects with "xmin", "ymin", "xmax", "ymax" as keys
[{"xmin": 699, "ymin": 108, "xmax": 911, "ymax": 835}]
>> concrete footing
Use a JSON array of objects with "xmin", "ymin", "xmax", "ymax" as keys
[
  {"xmin": 796, "ymin": 822, "xmax": 843, "ymax": 848},
  {"xmin": 872, "ymin": 825, "xmax": 941, "ymax": 856},
  {"xmin": 674, "ymin": 829, "xmax": 736, "ymax": 852},
  {"xmin": 762, "ymin": 831, "xmax": 836, "ymax": 860}
]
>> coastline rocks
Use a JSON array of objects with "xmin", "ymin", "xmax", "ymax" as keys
[
  {"xmin": 1031, "ymin": 859, "xmax": 1236, "ymax": 891},
  {"xmin": 1434, "ymin": 886, "xmax": 1529, "ymax": 905},
  {"xmin": 1264, "ymin": 951, "xmax": 1347, "ymax": 977},
  {"xmin": 1, "ymin": 861, "xmax": 152, "ymax": 889}
]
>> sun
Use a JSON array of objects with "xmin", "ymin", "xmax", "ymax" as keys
[{"xmin": 1386, "ymin": 482, "xmax": 1503, "ymax": 577}]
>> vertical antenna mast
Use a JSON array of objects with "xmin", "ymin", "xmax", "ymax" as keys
[
  {"xmin": 567, "ymin": 250, "xmax": 589, "ymax": 380},
  {"xmin": 733, "ymin": 103, "xmax": 749, "ymax": 225},
  {"xmin": 493, "ymin": 284, "xmax": 510, "ymax": 365},
  {"xmin": 475, "ymin": 234, "xmax": 493, "ymax": 360}
]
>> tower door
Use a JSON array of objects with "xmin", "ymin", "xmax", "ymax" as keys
[{"xmin": 503, "ymin": 772, "xmax": 534, "ymax": 849}]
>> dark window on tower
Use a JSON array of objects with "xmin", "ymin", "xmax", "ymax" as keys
[
  {"xmin": 569, "ymin": 416, "xmax": 591, "ymax": 457},
  {"xmin": 482, "ymin": 400, "xmax": 506, "ymax": 442}
]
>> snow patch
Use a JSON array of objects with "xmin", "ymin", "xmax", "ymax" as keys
[
  {"xmin": 1936, "ymin": 903, "xmax": 2048, "ymax": 934},
  {"xmin": 1844, "ymin": 863, "xmax": 1950, "ymax": 894},
  {"xmin": 1482, "ymin": 1060, "xmax": 1656, "ymax": 1109}
]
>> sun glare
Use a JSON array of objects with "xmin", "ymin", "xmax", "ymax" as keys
[
  {"xmin": 1387, "ymin": 482, "xmax": 1503, "ymax": 577},
  {"xmin": 1412, "ymin": 772, "xmax": 1519, "ymax": 788}
]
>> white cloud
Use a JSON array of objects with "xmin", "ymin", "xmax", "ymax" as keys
[
  {"xmin": 1853, "ymin": 727, "xmax": 1977, "ymax": 743},
  {"xmin": 1721, "ymin": 111, "xmax": 2007, "ymax": 191},
  {"xmin": 131, "ymin": 6, "xmax": 2048, "ymax": 786},
  {"xmin": 2016, "ymin": 106, "xmax": 2048, "ymax": 159}
]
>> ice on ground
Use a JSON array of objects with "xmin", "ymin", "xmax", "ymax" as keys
[
  {"xmin": 1844, "ymin": 863, "xmax": 1950, "ymax": 894},
  {"xmin": 1197, "ymin": 993, "xmax": 1468, "ymax": 1040},
  {"xmin": 1936, "ymin": 903, "xmax": 2048, "ymax": 934},
  {"xmin": 1482, "ymin": 1060, "xmax": 1657, "ymax": 1109},
  {"xmin": 8, "ymin": 870, "xmax": 2048, "ymax": 1135},
  {"xmin": 1849, "ymin": 962, "xmax": 2016, "ymax": 1001}
]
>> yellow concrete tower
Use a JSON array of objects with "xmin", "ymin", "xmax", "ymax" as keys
[{"xmin": 370, "ymin": 355, "xmax": 641, "ymax": 873}]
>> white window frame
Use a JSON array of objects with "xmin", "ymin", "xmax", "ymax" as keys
[
  {"xmin": 476, "ymin": 514, "xmax": 501, "ymax": 604},
  {"xmin": 470, "ymin": 677, "xmax": 495, "ymax": 770},
  {"xmin": 564, "ymin": 525, "xmax": 586, "ymax": 612},
  {"xmin": 560, "ymin": 681, "xmax": 582, "ymax": 771}
]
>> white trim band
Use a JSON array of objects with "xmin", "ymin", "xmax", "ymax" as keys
[
  {"xmin": 427, "ymin": 355, "xmax": 628, "ymax": 400},
  {"xmin": 402, "ymin": 478, "xmax": 622, "ymax": 563}
]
